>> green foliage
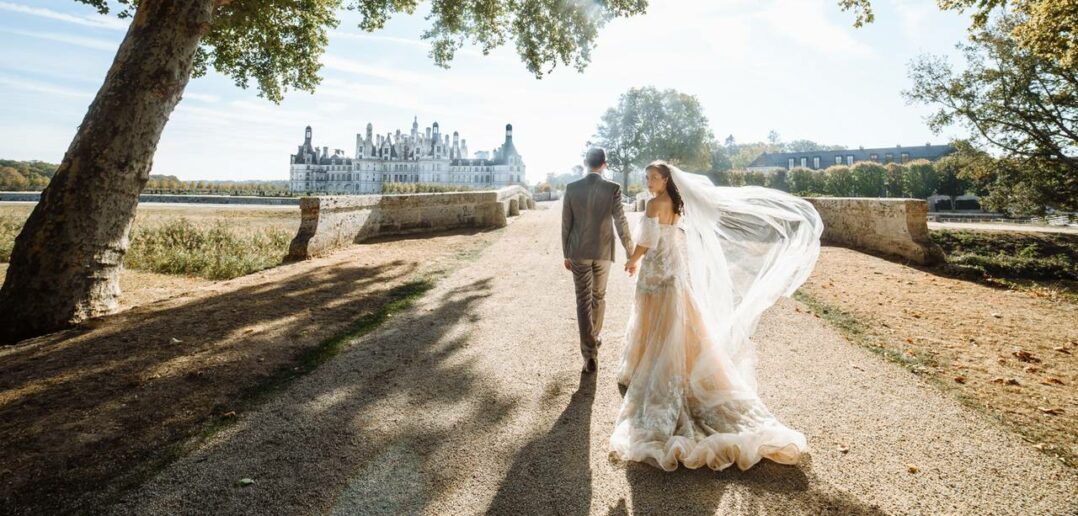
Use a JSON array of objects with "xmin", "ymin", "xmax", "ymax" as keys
[
  {"xmin": 823, "ymin": 165, "xmax": 856, "ymax": 197},
  {"xmin": 850, "ymin": 161, "xmax": 886, "ymax": 197},
  {"xmin": 592, "ymin": 86, "xmax": 714, "ymax": 187},
  {"xmin": 884, "ymin": 163, "xmax": 907, "ymax": 197},
  {"xmin": 77, "ymin": 0, "xmax": 648, "ymax": 103},
  {"xmin": 124, "ymin": 219, "xmax": 291, "ymax": 280},
  {"xmin": 903, "ymin": 159, "xmax": 939, "ymax": 199},
  {"xmin": 788, "ymin": 167, "xmax": 825, "ymax": 195},
  {"xmin": 905, "ymin": 15, "xmax": 1076, "ymax": 214},
  {"xmin": 931, "ymin": 229, "xmax": 1078, "ymax": 281},
  {"xmin": 765, "ymin": 169, "xmax": 789, "ymax": 192}
]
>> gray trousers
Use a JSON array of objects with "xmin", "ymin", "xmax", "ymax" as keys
[{"xmin": 570, "ymin": 259, "xmax": 611, "ymax": 360}]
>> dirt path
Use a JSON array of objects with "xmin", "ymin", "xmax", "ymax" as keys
[
  {"xmin": 113, "ymin": 204, "xmax": 1076, "ymax": 515},
  {"xmin": 929, "ymin": 221, "xmax": 1078, "ymax": 235}
]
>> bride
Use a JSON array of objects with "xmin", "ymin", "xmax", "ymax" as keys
[{"xmin": 611, "ymin": 160, "xmax": 824, "ymax": 472}]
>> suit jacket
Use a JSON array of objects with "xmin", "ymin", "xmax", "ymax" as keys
[{"xmin": 561, "ymin": 173, "xmax": 634, "ymax": 262}]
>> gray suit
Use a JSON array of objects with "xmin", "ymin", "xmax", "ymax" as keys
[{"xmin": 561, "ymin": 173, "xmax": 634, "ymax": 360}]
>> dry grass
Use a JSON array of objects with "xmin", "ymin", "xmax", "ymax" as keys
[{"xmin": 0, "ymin": 203, "xmax": 300, "ymax": 279}]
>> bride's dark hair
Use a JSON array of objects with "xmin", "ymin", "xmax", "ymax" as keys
[{"xmin": 646, "ymin": 160, "xmax": 684, "ymax": 216}]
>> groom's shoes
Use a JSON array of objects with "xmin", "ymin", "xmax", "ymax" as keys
[{"xmin": 583, "ymin": 357, "xmax": 597, "ymax": 373}]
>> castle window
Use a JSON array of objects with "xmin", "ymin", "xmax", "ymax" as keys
[
  {"xmin": 846, "ymin": 155, "xmax": 854, "ymax": 165},
  {"xmin": 813, "ymin": 157, "xmax": 820, "ymax": 169},
  {"xmin": 900, "ymin": 152, "xmax": 910, "ymax": 163},
  {"xmin": 787, "ymin": 158, "xmax": 795, "ymax": 169},
  {"xmin": 799, "ymin": 157, "xmax": 807, "ymax": 168},
  {"xmin": 884, "ymin": 153, "xmax": 894, "ymax": 164},
  {"xmin": 869, "ymin": 153, "xmax": 879, "ymax": 162}
]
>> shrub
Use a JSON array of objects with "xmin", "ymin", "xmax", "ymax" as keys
[
  {"xmin": 823, "ymin": 165, "xmax": 856, "ymax": 196},
  {"xmin": 850, "ymin": 162, "xmax": 886, "ymax": 197},
  {"xmin": 884, "ymin": 163, "xmax": 908, "ymax": 197},
  {"xmin": 904, "ymin": 159, "xmax": 939, "ymax": 198},
  {"xmin": 788, "ymin": 167, "xmax": 824, "ymax": 194}
]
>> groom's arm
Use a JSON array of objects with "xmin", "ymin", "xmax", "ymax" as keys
[
  {"xmin": 561, "ymin": 188, "xmax": 573, "ymax": 264},
  {"xmin": 611, "ymin": 184, "xmax": 634, "ymax": 259}
]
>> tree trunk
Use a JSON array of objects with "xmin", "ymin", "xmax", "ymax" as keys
[{"xmin": 0, "ymin": 0, "xmax": 215, "ymax": 344}]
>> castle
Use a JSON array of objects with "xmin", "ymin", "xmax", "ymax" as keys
[{"xmin": 289, "ymin": 119, "xmax": 525, "ymax": 194}]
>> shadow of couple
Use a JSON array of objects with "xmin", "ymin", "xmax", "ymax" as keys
[{"xmin": 486, "ymin": 373, "xmax": 885, "ymax": 515}]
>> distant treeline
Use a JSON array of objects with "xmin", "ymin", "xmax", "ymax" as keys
[
  {"xmin": 709, "ymin": 159, "xmax": 971, "ymax": 199},
  {"xmin": 1, "ymin": 159, "xmax": 292, "ymax": 196}
]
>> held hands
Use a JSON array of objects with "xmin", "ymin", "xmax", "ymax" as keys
[
  {"xmin": 625, "ymin": 258, "xmax": 639, "ymax": 277},
  {"xmin": 564, "ymin": 258, "xmax": 572, "ymax": 271}
]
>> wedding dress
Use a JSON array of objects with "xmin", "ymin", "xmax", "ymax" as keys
[{"xmin": 611, "ymin": 165, "xmax": 824, "ymax": 472}]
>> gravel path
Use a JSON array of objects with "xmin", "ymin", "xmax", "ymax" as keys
[{"xmin": 114, "ymin": 203, "xmax": 1078, "ymax": 515}]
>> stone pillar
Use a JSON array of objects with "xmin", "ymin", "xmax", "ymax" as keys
[{"xmin": 508, "ymin": 198, "xmax": 520, "ymax": 216}]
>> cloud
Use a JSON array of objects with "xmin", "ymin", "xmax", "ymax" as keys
[
  {"xmin": 182, "ymin": 92, "xmax": 220, "ymax": 103},
  {"xmin": 758, "ymin": 0, "xmax": 873, "ymax": 59},
  {"xmin": 0, "ymin": 2, "xmax": 128, "ymax": 31},
  {"xmin": 0, "ymin": 27, "xmax": 117, "ymax": 51},
  {"xmin": 0, "ymin": 75, "xmax": 92, "ymax": 98}
]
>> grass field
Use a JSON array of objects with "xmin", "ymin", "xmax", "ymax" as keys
[{"xmin": 0, "ymin": 203, "xmax": 300, "ymax": 280}]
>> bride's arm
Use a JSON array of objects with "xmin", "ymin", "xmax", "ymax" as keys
[{"xmin": 626, "ymin": 201, "xmax": 659, "ymax": 275}]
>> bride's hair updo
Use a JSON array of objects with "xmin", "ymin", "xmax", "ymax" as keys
[{"xmin": 645, "ymin": 160, "xmax": 684, "ymax": 216}]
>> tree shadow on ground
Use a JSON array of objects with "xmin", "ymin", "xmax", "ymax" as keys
[
  {"xmin": 0, "ymin": 247, "xmax": 474, "ymax": 513},
  {"xmin": 486, "ymin": 372, "xmax": 597, "ymax": 516},
  {"xmin": 104, "ymin": 276, "xmax": 525, "ymax": 515},
  {"xmin": 609, "ymin": 455, "xmax": 886, "ymax": 515}
]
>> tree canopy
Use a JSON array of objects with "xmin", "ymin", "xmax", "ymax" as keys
[
  {"xmin": 74, "ymin": 0, "xmax": 649, "ymax": 102},
  {"xmin": 591, "ymin": 86, "xmax": 714, "ymax": 188},
  {"xmin": 905, "ymin": 15, "xmax": 1076, "ymax": 214}
]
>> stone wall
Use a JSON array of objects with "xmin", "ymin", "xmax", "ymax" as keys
[
  {"xmin": 287, "ymin": 186, "xmax": 532, "ymax": 260},
  {"xmin": 804, "ymin": 197, "xmax": 945, "ymax": 265}
]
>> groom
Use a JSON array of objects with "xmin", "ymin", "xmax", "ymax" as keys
[{"xmin": 561, "ymin": 147, "xmax": 634, "ymax": 373}]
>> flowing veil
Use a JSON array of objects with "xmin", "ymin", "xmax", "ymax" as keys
[{"xmin": 668, "ymin": 165, "xmax": 824, "ymax": 399}]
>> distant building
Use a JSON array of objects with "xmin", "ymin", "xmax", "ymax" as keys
[
  {"xmin": 746, "ymin": 143, "xmax": 955, "ymax": 172},
  {"xmin": 289, "ymin": 119, "xmax": 525, "ymax": 194}
]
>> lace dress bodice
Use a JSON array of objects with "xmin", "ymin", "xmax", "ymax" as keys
[{"xmin": 634, "ymin": 216, "xmax": 687, "ymax": 295}]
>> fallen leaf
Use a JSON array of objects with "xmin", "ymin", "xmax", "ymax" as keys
[
  {"xmin": 850, "ymin": 363, "xmax": 864, "ymax": 371},
  {"xmin": 1053, "ymin": 347, "xmax": 1071, "ymax": 354},
  {"xmin": 1038, "ymin": 407, "xmax": 1063, "ymax": 415},
  {"xmin": 838, "ymin": 445, "xmax": 849, "ymax": 453},
  {"xmin": 222, "ymin": 411, "xmax": 236, "ymax": 418},
  {"xmin": 1043, "ymin": 377, "xmax": 1064, "ymax": 385},
  {"xmin": 953, "ymin": 376, "xmax": 966, "ymax": 384},
  {"xmin": 1012, "ymin": 349, "xmax": 1040, "ymax": 363},
  {"xmin": 991, "ymin": 313, "xmax": 1002, "ymax": 318},
  {"xmin": 906, "ymin": 464, "xmax": 919, "ymax": 473},
  {"xmin": 169, "ymin": 337, "xmax": 183, "ymax": 344},
  {"xmin": 1024, "ymin": 366, "xmax": 1040, "ymax": 373},
  {"xmin": 237, "ymin": 478, "xmax": 255, "ymax": 487},
  {"xmin": 1033, "ymin": 443, "xmax": 1046, "ymax": 450}
]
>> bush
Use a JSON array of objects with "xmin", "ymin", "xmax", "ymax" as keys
[
  {"xmin": 850, "ymin": 162, "xmax": 886, "ymax": 197},
  {"xmin": 823, "ymin": 165, "xmax": 855, "ymax": 196},
  {"xmin": 904, "ymin": 159, "xmax": 939, "ymax": 199},
  {"xmin": 124, "ymin": 218, "xmax": 291, "ymax": 280},
  {"xmin": 788, "ymin": 167, "xmax": 824, "ymax": 194}
]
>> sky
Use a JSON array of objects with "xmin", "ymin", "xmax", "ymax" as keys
[{"xmin": 0, "ymin": 0, "xmax": 972, "ymax": 183}]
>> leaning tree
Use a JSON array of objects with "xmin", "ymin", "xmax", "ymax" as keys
[{"xmin": 0, "ymin": 0, "xmax": 648, "ymax": 343}]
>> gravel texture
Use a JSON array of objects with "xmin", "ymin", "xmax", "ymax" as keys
[{"xmin": 113, "ymin": 203, "xmax": 1078, "ymax": 515}]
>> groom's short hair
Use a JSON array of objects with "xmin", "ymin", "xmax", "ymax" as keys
[{"xmin": 585, "ymin": 147, "xmax": 606, "ymax": 170}]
